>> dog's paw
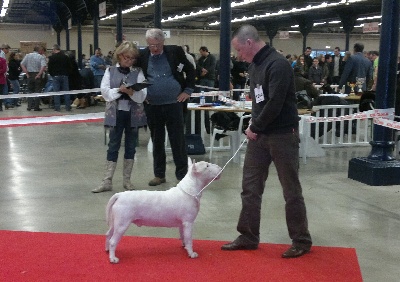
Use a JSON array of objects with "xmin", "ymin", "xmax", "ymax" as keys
[
  {"xmin": 109, "ymin": 257, "xmax": 120, "ymax": 264},
  {"xmin": 189, "ymin": 252, "xmax": 198, "ymax": 258}
]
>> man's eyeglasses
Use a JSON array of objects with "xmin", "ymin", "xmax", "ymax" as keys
[{"xmin": 148, "ymin": 44, "xmax": 162, "ymax": 49}]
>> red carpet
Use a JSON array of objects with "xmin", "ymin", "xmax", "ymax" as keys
[{"xmin": 0, "ymin": 230, "xmax": 362, "ymax": 282}]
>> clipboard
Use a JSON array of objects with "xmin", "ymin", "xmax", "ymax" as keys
[{"xmin": 124, "ymin": 82, "xmax": 153, "ymax": 91}]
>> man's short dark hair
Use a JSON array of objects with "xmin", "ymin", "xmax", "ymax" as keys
[
  {"xmin": 334, "ymin": 47, "xmax": 340, "ymax": 51},
  {"xmin": 353, "ymin": 43, "xmax": 364, "ymax": 53},
  {"xmin": 199, "ymin": 46, "xmax": 208, "ymax": 52},
  {"xmin": 370, "ymin": 50, "xmax": 379, "ymax": 56}
]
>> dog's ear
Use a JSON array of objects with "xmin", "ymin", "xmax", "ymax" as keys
[{"xmin": 187, "ymin": 157, "xmax": 194, "ymax": 167}]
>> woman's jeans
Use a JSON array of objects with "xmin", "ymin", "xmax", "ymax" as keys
[
  {"xmin": 107, "ymin": 110, "xmax": 138, "ymax": 162},
  {"xmin": 52, "ymin": 75, "xmax": 70, "ymax": 111},
  {"xmin": 10, "ymin": 79, "xmax": 20, "ymax": 105}
]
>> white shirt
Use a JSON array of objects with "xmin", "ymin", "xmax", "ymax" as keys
[{"xmin": 101, "ymin": 63, "xmax": 147, "ymax": 103}]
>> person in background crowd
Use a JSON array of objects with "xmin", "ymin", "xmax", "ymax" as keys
[
  {"xmin": 0, "ymin": 44, "xmax": 12, "ymax": 109},
  {"xmin": 303, "ymin": 47, "xmax": 313, "ymax": 69},
  {"xmin": 196, "ymin": 46, "xmax": 217, "ymax": 134},
  {"xmin": 47, "ymin": 44, "xmax": 72, "ymax": 112},
  {"xmin": 341, "ymin": 51, "xmax": 351, "ymax": 72},
  {"xmin": 286, "ymin": 54, "xmax": 293, "ymax": 66},
  {"xmin": 90, "ymin": 48, "xmax": 107, "ymax": 94},
  {"xmin": 66, "ymin": 53, "xmax": 85, "ymax": 108},
  {"xmin": 0, "ymin": 43, "xmax": 10, "ymax": 59},
  {"xmin": 331, "ymin": 47, "xmax": 344, "ymax": 84},
  {"xmin": 0, "ymin": 56, "xmax": 7, "ymax": 111},
  {"xmin": 223, "ymin": 24, "xmax": 312, "ymax": 259},
  {"xmin": 294, "ymin": 54, "xmax": 308, "ymax": 78},
  {"xmin": 324, "ymin": 54, "xmax": 333, "ymax": 85},
  {"xmin": 20, "ymin": 45, "xmax": 47, "ymax": 111},
  {"xmin": 81, "ymin": 54, "xmax": 87, "ymax": 67},
  {"xmin": 197, "ymin": 46, "xmax": 217, "ymax": 91},
  {"xmin": 294, "ymin": 66, "xmax": 319, "ymax": 99},
  {"xmin": 104, "ymin": 50, "xmax": 114, "ymax": 66},
  {"xmin": 370, "ymin": 51, "xmax": 379, "ymax": 91},
  {"xmin": 79, "ymin": 62, "xmax": 96, "ymax": 106},
  {"xmin": 339, "ymin": 43, "xmax": 373, "ymax": 93},
  {"xmin": 136, "ymin": 28, "xmax": 195, "ymax": 187},
  {"xmin": 92, "ymin": 42, "xmax": 147, "ymax": 193},
  {"xmin": 231, "ymin": 55, "xmax": 249, "ymax": 100},
  {"xmin": 7, "ymin": 52, "xmax": 22, "ymax": 107},
  {"xmin": 317, "ymin": 54, "xmax": 329, "ymax": 84},
  {"xmin": 291, "ymin": 54, "xmax": 298, "ymax": 68}
]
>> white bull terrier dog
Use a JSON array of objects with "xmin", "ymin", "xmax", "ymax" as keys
[{"xmin": 105, "ymin": 157, "xmax": 222, "ymax": 263}]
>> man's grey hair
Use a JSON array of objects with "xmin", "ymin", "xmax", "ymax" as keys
[
  {"xmin": 53, "ymin": 44, "xmax": 61, "ymax": 50},
  {"xmin": 232, "ymin": 25, "xmax": 260, "ymax": 44},
  {"xmin": 145, "ymin": 28, "xmax": 165, "ymax": 41}
]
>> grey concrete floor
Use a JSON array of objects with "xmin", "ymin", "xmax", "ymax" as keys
[{"xmin": 0, "ymin": 102, "xmax": 399, "ymax": 282}]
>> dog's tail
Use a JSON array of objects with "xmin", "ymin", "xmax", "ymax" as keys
[{"xmin": 106, "ymin": 193, "xmax": 119, "ymax": 227}]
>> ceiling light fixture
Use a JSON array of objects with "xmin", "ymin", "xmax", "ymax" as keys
[
  {"xmin": 163, "ymin": 0, "xmax": 262, "ymax": 23},
  {"xmin": 100, "ymin": 0, "xmax": 155, "ymax": 21},
  {"xmin": 209, "ymin": 0, "xmax": 368, "ymax": 26}
]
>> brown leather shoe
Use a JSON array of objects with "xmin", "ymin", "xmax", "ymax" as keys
[
  {"xmin": 148, "ymin": 177, "xmax": 166, "ymax": 186},
  {"xmin": 281, "ymin": 246, "xmax": 310, "ymax": 258},
  {"xmin": 221, "ymin": 240, "xmax": 258, "ymax": 251}
]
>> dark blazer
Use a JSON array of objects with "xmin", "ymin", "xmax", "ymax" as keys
[
  {"xmin": 295, "ymin": 74, "xmax": 319, "ymax": 99},
  {"xmin": 137, "ymin": 45, "xmax": 195, "ymax": 93},
  {"xmin": 197, "ymin": 53, "xmax": 217, "ymax": 80},
  {"xmin": 339, "ymin": 52, "xmax": 373, "ymax": 92}
]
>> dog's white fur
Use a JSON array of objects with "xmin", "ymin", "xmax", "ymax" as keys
[{"xmin": 105, "ymin": 158, "xmax": 222, "ymax": 263}]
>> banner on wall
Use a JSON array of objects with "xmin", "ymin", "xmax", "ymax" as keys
[
  {"xmin": 363, "ymin": 22, "xmax": 379, "ymax": 33},
  {"xmin": 99, "ymin": 1, "xmax": 107, "ymax": 18},
  {"xmin": 279, "ymin": 31, "xmax": 290, "ymax": 39}
]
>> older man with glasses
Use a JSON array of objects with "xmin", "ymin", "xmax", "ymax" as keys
[{"xmin": 136, "ymin": 28, "xmax": 196, "ymax": 187}]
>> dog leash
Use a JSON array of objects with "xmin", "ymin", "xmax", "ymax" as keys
[{"xmin": 180, "ymin": 138, "xmax": 248, "ymax": 201}]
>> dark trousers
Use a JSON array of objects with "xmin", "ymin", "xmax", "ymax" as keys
[
  {"xmin": 106, "ymin": 110, "xmax": 138, "ymax": 162},
  {"xmin": 332, "ymin": 76, "xmax": 340, "ymax": 85},
  {"xmin": 27, "ymin": 72, "xmax": 44, "ymax": 110},
  {"xmin": 145, "ymin": 103, "xmax": 188, "ymax": 180},
  {"xmin": 238, "ymin": 131, "xmax": 312, "ymax": 249}
]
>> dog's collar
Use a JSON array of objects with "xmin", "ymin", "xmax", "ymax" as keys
[{"xmin": 178, "ymin": 186, "xmax": 201, "ymax": 205}]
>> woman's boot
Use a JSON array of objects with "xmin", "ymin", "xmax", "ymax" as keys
[
  {"xmin": 92, "ymin": 161, "xmax": 117, "ymax": 193},
  {"xmin": 123, "ymin": 159, "xmax": 135, "ymax": 190}
]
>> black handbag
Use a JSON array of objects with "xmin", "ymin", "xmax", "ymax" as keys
[{"xmin": 185, "ymin": 134, "xmax": 206, "ymax": 155}]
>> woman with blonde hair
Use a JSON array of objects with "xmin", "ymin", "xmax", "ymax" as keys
[{"xmin": 93, "ymin": 41, "xmax": 148, "ymax": 193}]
